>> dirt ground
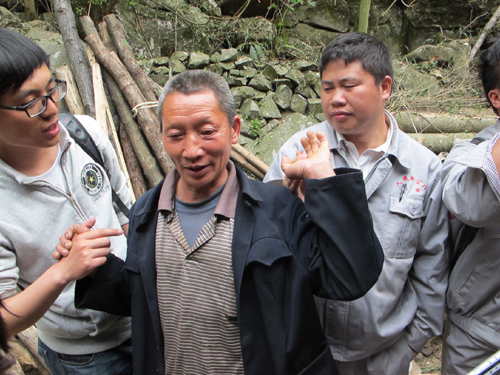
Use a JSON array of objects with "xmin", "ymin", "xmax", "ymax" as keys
[{"xmin": 411, "ymin": 336, "xmax": 444, "ymax": 375}]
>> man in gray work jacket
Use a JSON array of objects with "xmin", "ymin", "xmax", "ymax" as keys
[
  {"xmin": 440, "ymin": 35, "xmax": 500, "ymax": 375},
  {"xmin": 265, "ymin": 32, "xmax": 449, "ymax": 375}
]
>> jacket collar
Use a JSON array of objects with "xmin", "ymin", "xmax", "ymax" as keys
[{"xmin": 328, "ymin": 110, "xmax": 412, "ymax": 170}]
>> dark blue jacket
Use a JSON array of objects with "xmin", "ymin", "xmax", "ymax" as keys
[{"xmin": 76, "ymin": 167, "xmax": 383, "ymax": 375}]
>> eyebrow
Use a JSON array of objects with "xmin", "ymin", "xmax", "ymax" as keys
[
  {"xmin": 16, "ymin": 77, "xmax": 55, "ymax": 99},
  {"xmin": 322, "ymin": 76, "xmax": 359, "ymax": 85}
]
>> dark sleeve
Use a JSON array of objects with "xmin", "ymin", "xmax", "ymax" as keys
[
  {"xmin": 297, "ymin": 168, "xmax": 383, "ymax": 300},
  {"xmin": 75, "ymin": 253, "xmax": 132, "ymax": 316}
]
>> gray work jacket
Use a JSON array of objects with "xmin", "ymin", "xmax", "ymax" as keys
[
  {"xmin": 442, "ymin": 120, "xmax": 500, "ymax": 351},
  {"xmin": 264, "ymin": 111, "xmax": 449, "ymax": 360}
]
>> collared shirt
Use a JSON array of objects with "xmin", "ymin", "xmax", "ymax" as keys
[
  {"xmin": 155, "ymin": 161, "xmax": 244, "ymax": 374},
  {"xmin": 336, "ymin": 112, "xmax": 394, "ymax": 179}
]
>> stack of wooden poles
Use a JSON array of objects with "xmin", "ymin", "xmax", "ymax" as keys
[{"xmin": 58, "ymin": 14, "xmax": 269, "ymax": 202}]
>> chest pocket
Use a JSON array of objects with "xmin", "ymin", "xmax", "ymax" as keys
[
  {"xmin": 246, "ymin": 238, "xmax": 292, "ymax": 267},
  {"xmin": 385, "ymin": 194, "xmax": 425, "ymax": 258}
]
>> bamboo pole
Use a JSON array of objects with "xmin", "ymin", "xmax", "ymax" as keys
[
  {"xmin": 230, "ymin": 151, "xmax": 266, "ymax": 180},
  {"xmin": 232, "ymin": 143, "xmax": 269, "ymax": 175},
  {"xmin": 358, "ymin": 0, "xmax": 371, "ymax": 33}
]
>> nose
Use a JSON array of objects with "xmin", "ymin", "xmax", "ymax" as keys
[
  {"xmin": 182, "ymin": 133, "xmax": 204, "ymax": 159},
  {"xmin": 40, "ymin": 96, "xmax": 59, "ymax": 119},
  {"xmin": 329, "ymin": 89, "xmax": 346, "ymax": 107}
]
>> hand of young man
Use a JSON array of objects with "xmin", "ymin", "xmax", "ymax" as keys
[
  {"xmin": 55, "ymin": 226, "xmax": 123, "ymax": 282},
  {"xmin": 53, "ymin": 218, "xmax": 95, "ymax": 260}
]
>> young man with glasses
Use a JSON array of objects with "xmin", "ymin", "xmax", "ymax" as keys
[{"xmin": 0, "ymin": 27, "xmax": 132, "ymax": 374}]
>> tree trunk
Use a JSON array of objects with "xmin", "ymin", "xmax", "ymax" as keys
[
  {"xmin": 395, "ymin": 112, "xmax": 493, "ymax": 134},
  {"xmin": 120, "ymin": 128, "xmax": 148, "ymax": 197},
  {"xmin": 104, "ymin": 14, "xmax": 157, "ymax": 102},
  {"xmin": 101, "ymin": 68, "xmax": 164, "ymax": 187},
  {"xmin": 358, "ymin": 0, "xmax": 371, "ymax": 33},
  {"xmin": 24, "ymin": 0, "xmax": 37, "ymax": 21},
  {"xmin": 407, "ymin": 132, "xmax": 478, "ymax": 154},
  {"xmin": 53, "ymin": 0, "xmax": 95, "ymax": 118}
]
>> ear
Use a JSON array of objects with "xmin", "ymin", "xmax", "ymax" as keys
[
  {"xmin": 488, "ymin": 89, "xmax": 500, "ymax": 110},
  {"xmin": 380, "ymin": 75, "xmax": 392, "ymax": 101},
  {"xmin": 231, "ymin": 116, "xmax": 241, "ymax": 144}
]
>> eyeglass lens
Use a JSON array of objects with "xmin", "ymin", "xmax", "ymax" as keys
[{"xmin": 27, "ymin": 82, "xmax": 67, "ymax": 117}]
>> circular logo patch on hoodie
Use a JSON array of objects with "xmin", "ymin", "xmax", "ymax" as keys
[{"xmin": 81, "ymin": 163, "xmax": 103, "ymax": 195}]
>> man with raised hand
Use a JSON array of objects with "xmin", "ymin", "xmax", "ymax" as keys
[{"xmin": 63, "ymin": 69, "xmax": 383, "ymax": 375}]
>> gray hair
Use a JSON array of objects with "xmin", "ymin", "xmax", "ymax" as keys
[{"xmin": 157, "ymin": 70, "xmax": 236, "ymax": 127}]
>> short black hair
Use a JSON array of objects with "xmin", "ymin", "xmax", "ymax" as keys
[
  {"xmin": 0, "ymin": 27, "xmax": 50, "ymax": 98},
  {"xmin": 319, "ymin": 32, "xmax": 393, "ymax": 84},
  {"xmin": 479, "ymin": 35, "xmax": 500, "ymax": 115}
]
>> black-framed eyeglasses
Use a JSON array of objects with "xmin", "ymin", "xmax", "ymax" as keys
[{"xmin": 0, "ymin": 79, "xmax": 67, "ymax": 118}]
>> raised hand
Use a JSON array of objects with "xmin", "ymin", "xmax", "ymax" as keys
[{"xmin": 281, "ymin": 130, "xmax": 335, "ymax": 181}]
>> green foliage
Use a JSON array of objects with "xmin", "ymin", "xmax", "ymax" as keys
[
  {"xmin": 249, "ymin": 118, "xmax": 262, "ymax": 138},
  {"xmin": 268, "ymin": 0, "xmax": 316, "ymax": 58}
]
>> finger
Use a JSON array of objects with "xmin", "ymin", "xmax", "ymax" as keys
[
  {"xmin": 281, "ymin": 155, "xmax": 291, "ymax": 172},
  {"xmin": 306, "ymin": 130, "xmax": 320, "ymax": 153},
  {"xmin": 56, "ymin": 241, "xmax": 70, "ymax": 255},
  {"xmin": 316, "ymin": 131, "xmax": 330, "ymax": 149},
  {"xmin": 78, "ymin": 227, "xmax": 124, "ymax": 240},
  {"xmin": 300, "ymin": 136, "xmax": 313, "ymax": 157},
  {"xmin": 52, "ymin": 250, "xmax": 61, "ymax": 261}
]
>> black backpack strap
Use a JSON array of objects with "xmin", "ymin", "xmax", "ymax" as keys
[
  {"xmin": 470, "ymin": 136, "xmax": 487, "ymax": 145},
  {"xmin": 59, "ymin": 113, "xmax": 130, "ymax": 218}
]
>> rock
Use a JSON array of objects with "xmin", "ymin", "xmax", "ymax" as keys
[
  {"xmin": 220, "ymin": 48, "xmax": 238, "ymax": 62},
  {"xmin": 235, "ymin": 56, "xmax": 254, "ymax": 69},
  {"xmin": 0, "ymin": 6, "xmax": 22, "ymax": 28},
  {"xmin": 249, "ymin": 74, "xmax": 273, "ymax": 91},
  {"xmin": 220, "ymin": 61, "xmax": 236, "ymax": 70},
  {"xmin": 260, "ymin": 95, "xmax": 282, "ymax": 119},
  {"xmin": 151, "ymin": 57, "xmax": 170, "ymax": 66},
  {"xmin": 290, "ymin": 94, "xmax": 308, "ymax": 114},
  {"xmin": 274, "ymin": 85, "xmax": 293, "ymax": 110},
  {"xmin": 231, "ymin": 86, "xmax": 266, "ymax": 107},
  {"xmin": 274, "ymin": 78, "xmax": 294, "ymax": 90},
  {"xmin": 304, "ymin": 71, "xmax": 320, "ymax": 86},
  {"xmin": 169, "ymin": 59, "xmax": 187, "ymax": 74},
  {"xmin": 295, "ymin": 85, "xmax": 317, "ymax": 99},
  {"xmin": 261, "ymin": 65, "xmax": 278, "ymax": 81},
  {"xmin": 293, "ymin": 60, "xmax": 317, "ymax": 71},
  {"xmin": 240, "ymin": 67, "xmax": 258, "ymax": 79},
  {"xmin": 210, "ymin": 51, "xmax": 221, "ymax": 63},
  {"xmin": 307, "ymin": 98, "xmax": 323, "ymax": 119},
  {"xmin": 240, "ymin": 99, "xmax": 261, "ymax": 120},
  {"xmin": 248, "ymin": 112, "xmax": 316, "ymax": 165},
  {"xmin": 170, "ymin": 51, "xmax": 189, "ymax": 62},
  {"xmin": 205, "ymin": 63, "xmax": 224, "ymax": 75},
  {"xmin": 233, "ymin": 17, "xmax": 275, "ymax": 45},
  {"xmin": 226, "ymin": 75, "xmax": 248, "ymax": 87},
  {"xmin": 188, "ymin": 51, "xmax": 210, "ymax": 69},
  {"xmin": 294, "ymin": 0, "xmax": 350, "ymax": 32},
  {"xmin": 393, "ymin": 61, "xmax": 441, "ymax": 94},
  {"xmin": 285, "ymin": 68, "xmax": 305, "ymax": 87}
]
